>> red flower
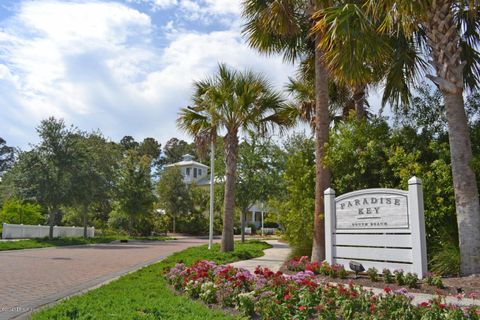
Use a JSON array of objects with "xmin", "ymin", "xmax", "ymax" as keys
[
  {"xmin": 369, "ymin": 304, "xmax": 376, "ymax": 312},
  {"xmin": 299, "ymin": 306, "xmax": 306, "ymax": 311},
  {"xmin": 420, "ymin": 302, "xmax": 429, "ymax": 307},
  {"xmin": 439, "ymin": 303, "xmax": 446, "ymax": 309},
  {"xmin": 383, "ymin": 287, "xmax": 392, "ymax": 294},
  {"xmin": 284, "ymin": 295, "xmax": 291, "ymax": 301}
]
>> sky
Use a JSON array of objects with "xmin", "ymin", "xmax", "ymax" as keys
[{"xmin": 0, "ymin": 0, "xmax": 298, "ymax": 150}]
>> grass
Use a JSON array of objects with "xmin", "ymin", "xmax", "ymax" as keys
[
  {"xmin": 0, "ymin": 235, "xmax": 172, "ymax": 251},
  {"xmin": 32, "ymin": 240, "xmax": 270, "ymax": 320}
]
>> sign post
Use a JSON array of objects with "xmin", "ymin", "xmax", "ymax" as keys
[{"xmin": 324, "ymin": 177, "xmax": 427, "ymax": 278}]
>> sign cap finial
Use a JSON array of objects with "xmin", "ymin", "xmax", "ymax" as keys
[
  {"xmin": 324, "ymin": 188, "xmax": 335, "ymax": 195},
  {"xmin": 408, "ymin": 176, "xmax": 422, "ymax": 185}
]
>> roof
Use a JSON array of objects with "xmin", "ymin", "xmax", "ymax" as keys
[{"xmin": 164, "ymin": 160, "xmax": 209, "ymax": 169}]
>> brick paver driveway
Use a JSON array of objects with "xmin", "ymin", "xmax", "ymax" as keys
[{"xmin": 0, "ymin": 237, "xmax": 207, "ymax": 320}]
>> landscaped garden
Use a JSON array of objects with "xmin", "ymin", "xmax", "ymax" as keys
[
  {"xmin": 166, "ymin": 260, "xmax": 480, "ymax": 319},
  {"xmin": 31, "ymin": 241, "xmax": 270, "ymax": 320},
  {"xmin": 1, "ymin": 0, "xmax": 480, "ymax": 319}
]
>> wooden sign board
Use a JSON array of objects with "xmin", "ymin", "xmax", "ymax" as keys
[
  {"xmin": 335, "ymin": 192, "xmax": 409, "ymax": 229},
  {"xmin": 324, "ymin": 177, "xmax": 428, "ymax": 278}
]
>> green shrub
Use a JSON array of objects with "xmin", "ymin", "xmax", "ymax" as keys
[
  {"xmin": 338, "ymin": 267, "xmax": 348, "ymax": 279},
  {"xmin": 0, "ymin": 198, "xmax": 43, "ymax": 225},
  {"xmin": 405, "ymin": 273, "xmax": 419, "ymax": 288},
  {"xmin": 425, "ymin": 273, "xmax": 444, "ymax": 289},
  {"xmin": 429, "ymin": 238, "xmax": 460, "ymax": 276},
  {"xmin": 263, "ymin": 221, "xmax": 279, "ymax": 228},
  {"xmin": 367, "ymin": 267, "xmax": 379, "ymax": 282},
  {"xmin": 382, "ymin": 269, "xmax": 394, "ymax": 284},
  {"xmin": 394, "ymin": 270, "xmax": 405, "ymax": 286}
]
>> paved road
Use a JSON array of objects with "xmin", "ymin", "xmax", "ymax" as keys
[{"xmin": 0, "ymin": 238, "xmax": 207, "ymax": 320}]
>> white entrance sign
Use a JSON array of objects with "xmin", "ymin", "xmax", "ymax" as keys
[{"xmin": 324, "ymin": 177, "xmax": 428, "ymax": 278}]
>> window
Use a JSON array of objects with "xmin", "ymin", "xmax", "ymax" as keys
[
  {"xmin": 194, "ymin": 168, "xmax": 197, "ymax": 178},
  {"xmin": 199, "ymin": 169, "xmax": 202, "ymax": 176},
  {"xmin": 186, "ymin": 168, "xmax": 191, "ymax": 176}
]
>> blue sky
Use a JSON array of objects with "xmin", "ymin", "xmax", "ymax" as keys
[{"xmin": 0, "ymin": 0, "xmax": 297, "ymax": 149}]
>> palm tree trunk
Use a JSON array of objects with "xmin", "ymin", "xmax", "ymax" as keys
[
  {"xmin": 311, "ymin": 33, "xmax": 331, "ymax": 262},
  {"xmin": 444, "ymin": 92, "xmax": 480, "ymax": 275},
  {"xmin": 353, "ymin": 84, "xmax": 366, "ymax": 120},
  {"xmin": 423, "ymin": 0, "xmax": 480, "ymax": 275},
  {"xmin": 222, "ymin": 130, "xmax": 238, "ymax": 252}
]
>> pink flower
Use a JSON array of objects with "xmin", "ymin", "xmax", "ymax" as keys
[
  {"xmin": 456, "ymin": 293, "xmax": 465, "ymax": 300},
  {"xmin": 468, "ymin": 292, "xmax": 479, "ymax": 300},
  {"xmin": 284, "ymin": 295, "xmax": 291, "ymax": 301},
  {"xmin": 299, "ymin": 306, "xmax": 305, "ymax": 311}
]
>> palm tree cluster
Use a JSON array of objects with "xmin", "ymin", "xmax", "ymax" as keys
[{"xmin": 179, "ymin": 0, "xmax": 480, "ymax": 276}]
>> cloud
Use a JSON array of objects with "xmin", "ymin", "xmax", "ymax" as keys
[{"xmin": 0, "ymin": 0, "xmax": 294, "ymax": 149}]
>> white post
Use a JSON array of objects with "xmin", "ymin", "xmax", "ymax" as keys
[
  {"xmin": 208, "ymin": 140, "xmax": 215, "ymax": 250},
  {"xmin": 2, "ymin": 223, "xmax": 5, "ymax": 239},
  {"xmin": 408, "ymin": 176, "xmax": 427, "ymax": 278},
  {"xmin": 261, "ymin": 211, "xmax": 264, "ymax": 236},
  {"xmin": 324, "ymin": 188, "xmax": 336, "ymax": 265}
]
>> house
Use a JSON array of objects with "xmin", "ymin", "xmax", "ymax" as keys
[
  {"xmin": 166, "ymin": 154, "xmax": 273, "ymax": 230},
  {"xmin": 164, "ymin": 154, "xmax": 209, "ymax": 184}
]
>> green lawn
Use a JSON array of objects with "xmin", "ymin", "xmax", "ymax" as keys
[
  {"xmin": 0, "ymin": 236, "xmax": 172, "ymax": 251},
  {"xmin": 32, "ymin": 240, "xmax": 270, "ymax": 320}
]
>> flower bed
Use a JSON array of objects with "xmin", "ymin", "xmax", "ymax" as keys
[
  {"xmin": 286, "ymin": 256, "xmax": 480, "ymax": 297},
  {"xmin": 166, "ymin": 260, "xmax": 480, "ymax": 319}
]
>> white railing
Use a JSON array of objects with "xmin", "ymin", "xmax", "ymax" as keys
[
  {"xmin": 1, "ymin": 223, "xmax": 95, "ymax": 239},
  {"xmin": 244, "ymin": 227, "xmax": 277, "ymax": 235}
]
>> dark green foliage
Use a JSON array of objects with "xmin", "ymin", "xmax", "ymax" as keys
[
  {"xmin": 270, "ymin": 133, "xmax": 315, "ymax": 256},
  {"xmin": 176, "ymin": 187, "xmax": 209, "ymax": 235},
  {"xmin": 0, "ymin": 198, "xmax": 43, "ymax": 225},
  {"xmin": 160, "ymin": 138, "xmax": 196, "ymax": 166},
  {"xmin": 110, "ymin": 150, "xmax": 156, "ymax": 236},
  {"xmin": 0, "ymin": 137, "xmax": 14, "ymax": 176},
  {"xmin": 429, "ymin": 239, "xmax": 461, "ymax": 276},
  {"xmin": 323, "ymin": 87, "xmax": 465, "ymax": 275},
  {"xmin": 236, "ymin": 137, "xmax": 286, "ymax": 235},
  {"xmin": 156, "ymin": 167, "xmax": 192, "ymax": 233},
  {"xmin": 32, "ymin": 241, "xmax": 270, "ymax": 320}
]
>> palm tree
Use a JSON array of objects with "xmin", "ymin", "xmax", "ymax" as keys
[
  {"xmin": 178, "ymin": 64, "xmax": 289, "ymax": 252},
  {"xmin": 364, "ymin": 0, "xmax": 480, "ymax": 276},
  {"xmin": 243, "ymin": 0, "xmax": 334, "ymax": 262}
]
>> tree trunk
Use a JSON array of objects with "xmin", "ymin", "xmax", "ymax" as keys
[
  {"xmin": 172, "ymin": 214, "xmax": 176, "ymax": 234},
  {"xmin": 423, "ymin": 0, "xmax": 480, "ymax": 275},
  {"xmin": 83, "ymin": 204, "xmax": 88, "ymax": 238},
  {"xmin": 222, "ymin": 130, "xmax": 238, "ymax": 252},
  {"xmin": 353, "ymin": 84, "xmax": 366, "ymax": 120},
  {"xmin": 241, "ymin": 210, "xmax": 246, "ymax": 243},
  {"xmin": 311, "ymin": 32, "xmax": 331, "ymax": 262}
]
